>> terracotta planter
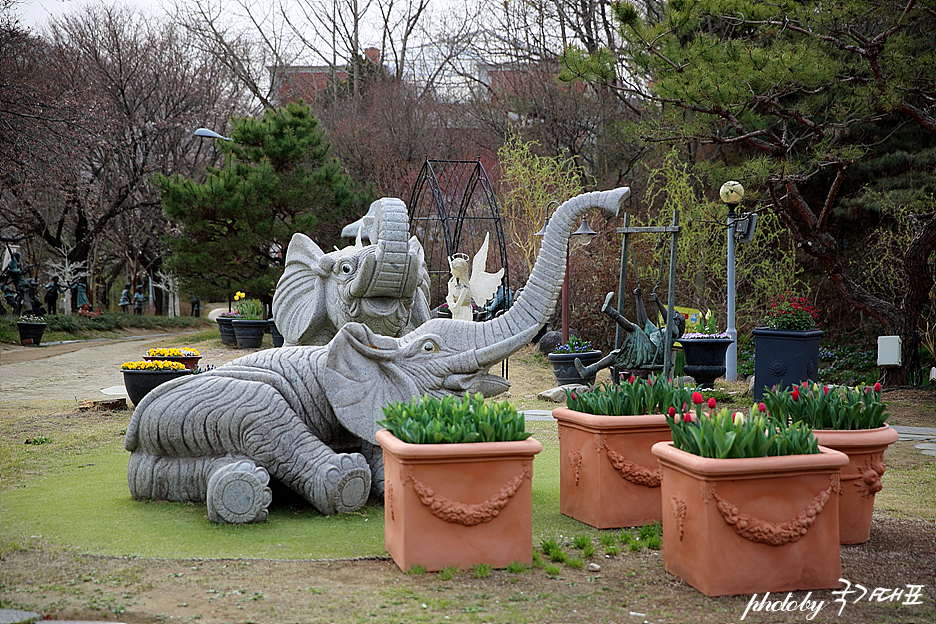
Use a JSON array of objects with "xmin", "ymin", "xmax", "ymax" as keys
[
  {"xmin": 678, "ymin": 337, "xmax": 733, "ymax": 389},
  {"xmin": 232, "ymin": 319, "xmax": 267, "ymax": 348},
  {"xmin": 547, "ymin": 350, "xmax": 603, "ymax": 386},
  {"xmin": 812, "ymin": 425, "xmax": 899, "ymax": 544},
  {"xmin": 143, "ymin": 355, "xmax": 201, "ymax": 370},
  {"xmin": 17, "ymin": 321, "xmax": 46, "ymax": 346},
  {"xmin": 552, "ymin": 407, "xmax": 670, "ymax": 528},
  {"xmin": 752, "ymin": 327, "xmax": 823, "ymax": 400},
  {"xmin": 122, "ymin": 369, "xmax": 193, "ymax": 406},
  {"xmin": 652, "ymin": 441, "xmax": 848, "ymax": 597},
  {"xmin": 376, "ymin": 429, "xmax": 542, "ymax": 573},
  {"xmin": 216, "ymin": 317, "xmax": 237, "ymax": 346}
]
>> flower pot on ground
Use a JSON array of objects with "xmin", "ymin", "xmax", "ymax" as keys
[
  {"xmin": 17, "ymin": 316, "xmax": 46, "ymax": 346},
  {"xmin": 763, "ymin": 382, "xmax": 898, "ymax": 544},
  {"xmin": 142, "ymin": 348, "xmax": 201, "ymax": 370},
  {"xmin": 677, "ymin": 335, "xmax": 733, "ymax": 389},
  {"xmin": 269, "ymin": 318, "xmax": 284, "ymax": 347},
  {"xmin": 547, "ymin": 337, "xmax": 602, "ymax": 386},
  {"xmin": 552, "ymin": 376, "xmax": 693, "ymax": 529},
  {"xmin": 216, "ymin": 315, "xmax": 237, "ymax": 346},
  {"xmin": 377, "ymin": 394, "xmax": 542, "ymax": 572},
  {"xmin": 121, "ymin": 360, "xmax": 193, "ymax": 406},
  {"xmin": 752, "ymin": 292, "xmax": 822, "ymax": 399},
  {"xmin": 232, "ymin": 319, "xmax": 267, "ymax": 348},
  {"xmin": 655, "ymin": 401, "xmax": 847, "ymax": 596},
  {"xmin": 230, "ymin": 292, "xmax": 267, "ymax": 348}
]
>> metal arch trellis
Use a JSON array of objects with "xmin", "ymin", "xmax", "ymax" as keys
[{"xmin": 408, "ymin": 158, "xmax": 510, "ymax": 312}]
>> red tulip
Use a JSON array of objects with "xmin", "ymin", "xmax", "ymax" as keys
[
  {"xmin": 758, "ymin": 402, "xmax": 767, "ymax": 413},
  {"xmin": 792, "ymin": 388, "xmax": 800, "ymax": 401},
  {"xmin": 707, "ymin": 397, "xmax": 717, "ymax": 409},
  {"xmin": 683, "ymin": 413, "xmax": 692, "ymax": 423},
  {"xmin": 668, "ymin": 406, "xmax": 677, "ymax": 418},
  {"xmin": 692, "ymin": 391, "xmax": 704, "ymax": 405},
  {"xmin": 874, "ymin": 382, "xmax": 882, "ymax": 392}
]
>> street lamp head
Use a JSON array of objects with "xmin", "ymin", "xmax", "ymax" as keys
[
  {"xmin": 719, "ymin": 180, "xmax": 744, "ymax": 205},
  {"xmin": 194, "ymin": 127, "xmax": 233, "ymax": 141},
  {"xmin": 534, "ymin": 218, "xmax": 549, "ymax": 238},
  {"xmin": 571, "ymin": 218, "xmax": 598, "ymax": 246}
]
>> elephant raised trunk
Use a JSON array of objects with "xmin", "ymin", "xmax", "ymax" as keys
[{"xmin": 473, "ymin": 188, "xmax": 630, "ymax": 369}]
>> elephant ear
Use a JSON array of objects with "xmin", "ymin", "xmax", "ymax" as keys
[
  {"xmin": 271, "ymin": 233, "xmax": 328, "ymax": 345},
  {"xmin": 323, "ymin": 323, "xmax": 418, "ymax": 444}
]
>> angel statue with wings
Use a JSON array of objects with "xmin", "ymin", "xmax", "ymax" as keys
[{"xmin": 445, "ymin": 232, "xmax": 504, "ymax": 321}]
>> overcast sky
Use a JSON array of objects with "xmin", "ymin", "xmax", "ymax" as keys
[{"xmin": 17, "ymin": 0, "xmax": 157, "ymax": 29}]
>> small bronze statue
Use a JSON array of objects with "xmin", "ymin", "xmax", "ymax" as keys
[
  {"xmin": 44, "ymin": 275, "xmax": 68, "ymax": 314},
  {"xmin": 575, "ymin": 287, "xmax": 685, "ymax": 378},
  {"xmin": 119, "ymin": 283, "xmax": 131, "ymax": 313}
]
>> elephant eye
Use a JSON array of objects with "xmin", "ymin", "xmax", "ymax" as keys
[
  {"xmin": 340, "ymin": 262, "xmax": 354, "ymax": 275},
  {"xmin": 421, "ymin": 340, "xmax": 437, "ymax": 353}
]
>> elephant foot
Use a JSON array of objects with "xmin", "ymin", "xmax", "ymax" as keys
[
  {"xmin": 206, "ymin": 460, "xmax": 273, "ymax": 524},
  {"xmin": 312, "ymin": 453, "xmax": 371, "ymax": 515}
]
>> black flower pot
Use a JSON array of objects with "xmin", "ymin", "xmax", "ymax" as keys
[
  {"xmin": 216, "ymin": 317, "xmax": 237, "ymax": 346},
  {"xmin": 269, "ymin": 318, "xmax": 284, "ymax": 347},
  {"xmin": 679, "ymin": 337, "xmax": 733, "ymax": 389},
  {"xmin": 17, "ymin": 321, "xmax": 46, "ymax": 346},
  {"xmin": 752, "ymin": 327, "xmax": 823, "ymax": 400},
  {"xmin": 123, "ymin": 369, "xmax": 193, "ymax": 406},
  {"xmin": 232, "ymin": 319, "xmax": 267, "ymax": 348},
  {"xmin": 547, "ymin": 350, "xmax": 603, "ymax": 386}
]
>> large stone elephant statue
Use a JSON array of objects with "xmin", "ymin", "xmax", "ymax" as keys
[
  {"xmin": 272, "ymin": 197, "xmax": 432, "ymax": 346},
  {"xmin": 124, "ymin": 187, "xmax": 630, "ymax": 523}
]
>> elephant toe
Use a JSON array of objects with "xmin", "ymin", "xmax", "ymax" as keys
[
  {"xmin": 313, "ymin": 453, "xmax": 371, "ymax": 514},
  {"xmin": 206, "ymin": 460, "xmax": 273, "ymax": 524}
]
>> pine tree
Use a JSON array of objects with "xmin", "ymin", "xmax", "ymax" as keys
[{"xmin": 155, "ymin": 101, "xmax": 373, "ymax": 304}]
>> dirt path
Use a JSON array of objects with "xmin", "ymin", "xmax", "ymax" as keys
[{"xmin": 0, "ymin": 330, "xmax": 243, "ymax": 403}]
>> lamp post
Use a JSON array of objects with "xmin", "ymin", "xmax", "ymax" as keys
[
  {"xmin": 720, "ymin": 180, "xmax": 744, "ymax": 382},
  {"xmin": 194, "ymin": 128, "xmax": 235, "ymax": 310},
  {"xmin": 536, "ymin": 206, "xmax": 597, "ymax": 343}
]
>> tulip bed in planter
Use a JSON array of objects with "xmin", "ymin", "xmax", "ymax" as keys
[
  {"xmin": 764, "ymin": 382, "xmax": 898, "ymax": 544},
  {"xmin": 552, "ymin": 377, "xmax": 693, "ymax": 529},
  {"xmin": 653, "ymin": 441, "xmax": 848, "ymax": 596},
  {"xmin": 552, "ymin": 407, "xmax": 669, "ymax": 528},
  {"xmin": 377, "ymin": 394, "xmax": 541, "ymax": 572},
  {"xmin": 656, "ymin": 401, "xmax": 848, "ymax": 596}
]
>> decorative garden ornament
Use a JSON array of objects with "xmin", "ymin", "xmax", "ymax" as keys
[
  {"xmin": 124, "ymin": 187, "xmax": 630, "ymax": 523},
  {"xmin": 445, "ymin": 232, "xmax": 504, "ymax": 321},
  {"xmin": 576, "ymin": 288, "xmax": 686, "ymax": 378}
]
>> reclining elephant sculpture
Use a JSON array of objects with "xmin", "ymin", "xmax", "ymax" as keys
[
  {"xmin": 272, "ymin": 197, "xmax": 432, "ymax": 346},
  {"xmin": 124, "ymin": 187, "xmax": 630, "ymax": 523}
]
